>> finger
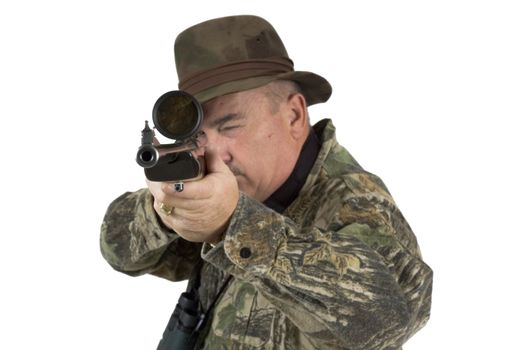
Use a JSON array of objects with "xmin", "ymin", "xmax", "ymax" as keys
[
  {"xmin": 161, "ymin": 180, "xmax": 214, "ymax": 201},
  {"xmin": 155, "ymin": 200, "xmax": 174, "ymax": 216},
  {"xmin": 146, "ymin": 179, "xmax": 162, "ymax": 200},
  {"xmin": 150, "ymin": 181, "xmax": 205, "ymax": 211},
  {"xmin": 147, "ymin": 179, "xmax": 170, "ymax": 202},
  {"xmin": 204, "ymin": 145, "xmax": 229, "ymax": 174},
  {"xmin": 148, "ymin": 180, "xmax": 192, "ymax": 210},
  {"xmin": 153, "ymin": 196, "xmax": 191, "ymax": 219}
]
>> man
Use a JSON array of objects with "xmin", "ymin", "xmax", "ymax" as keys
[{"xmin": 100, "ymin": 15, "xmax": 432, "ymax": 349}]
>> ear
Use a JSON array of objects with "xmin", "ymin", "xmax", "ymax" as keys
[{"xmin": 285, "ymin": 92, "xmax": 308, "ymax": 141}]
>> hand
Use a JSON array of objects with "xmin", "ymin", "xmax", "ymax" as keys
[{"xmin": 147, "ymin": 146, "xmax": 239, "ymax": 244}]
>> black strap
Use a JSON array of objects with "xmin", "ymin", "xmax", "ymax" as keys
[
  {"xmin": 197, "ymin": 274, "xmax": 232, "ymax": 331},
  {"xmin": 188, "ymin": 259, "xmax": 204, "ymax": 294},
  {"xmin": 189, "ymin": 259, "xmax": 232, "ymax": 334}
]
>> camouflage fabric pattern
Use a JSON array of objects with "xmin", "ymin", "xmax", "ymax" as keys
[
  {"xmin": 173, "ymin": 15, "xmax": 332, "ymax": 105},
  {"xmin": 100, "ymin": 119, "xmax": 433, "ymax": 349}
]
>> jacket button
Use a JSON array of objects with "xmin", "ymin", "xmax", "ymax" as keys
[{"xmin": 240, "ymin": 247, "xmax": 252, "ymax": 259}]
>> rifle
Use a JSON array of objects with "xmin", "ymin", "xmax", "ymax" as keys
[{"xmin": 136, "ymin": 90, "xmax": 205, "ymax": 190}]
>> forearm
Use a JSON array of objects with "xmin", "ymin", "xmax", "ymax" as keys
[
  {"xmin": 202, "ymin": 193, "xmax": 432, "ymax": 349},
  {"xmin": 100, "ymin": 188, "xmax": 201, "ymax": 281}
]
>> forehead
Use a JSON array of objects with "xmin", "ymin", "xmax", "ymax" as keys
[{"xmin": 201, "ymin": 88, "xmax": 268, "ymax": 123}]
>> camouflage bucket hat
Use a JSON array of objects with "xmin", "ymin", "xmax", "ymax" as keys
[{"xmin": 174, "ymin": 15, "xmax": 332, "ymax": 105}]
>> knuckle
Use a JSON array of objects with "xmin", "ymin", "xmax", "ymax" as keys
[
  {"xmin": 161, "ymin": 182, "xmax": 174, "ymax": 194},
  {"xmin": 153, "ymin": 190, "xmax": 168, "ymax": 204}
]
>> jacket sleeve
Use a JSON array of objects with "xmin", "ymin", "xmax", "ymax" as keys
[
  {"xmin": 100, "ymin": 188, "xmax": 202, "ymax": 281},
  {"xmin": 201, "ymin": 177, "xmax": 433, "ymax": 349}
]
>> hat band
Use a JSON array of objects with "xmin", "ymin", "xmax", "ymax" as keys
[{"xmin": 179, "ymin": 57, "xmax": 294, "ymax": 95}]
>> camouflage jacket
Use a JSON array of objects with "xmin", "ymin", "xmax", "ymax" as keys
[{"xmin": 100, "ymin": 119, "xmax": 432, "ymax": 350}]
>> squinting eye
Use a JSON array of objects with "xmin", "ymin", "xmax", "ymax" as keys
[{"xmin": 220, "ymin": 125, "xmax": 240, "ymax": 132}]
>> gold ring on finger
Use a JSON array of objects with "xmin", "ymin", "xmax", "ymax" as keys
[{"xmin": 159, "ymin": 202, "xmax": 174, "ymax": 216}]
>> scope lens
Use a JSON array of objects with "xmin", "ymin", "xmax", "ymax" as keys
[{"xmin": 153, "ymin": 91, "xmax": 202, "ymax": 140}]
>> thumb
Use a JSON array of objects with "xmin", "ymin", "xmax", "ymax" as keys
[{"xmin": 204, "ymin": 146, "xmax": 229, "ymax": 175}]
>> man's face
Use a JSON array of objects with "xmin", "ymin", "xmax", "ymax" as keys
[{"xmin": 197, "ymin": 87, "xmax": 300, "ymax": 202}]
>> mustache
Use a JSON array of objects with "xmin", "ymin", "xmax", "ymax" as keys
[{"xmin": 226, "ymin": 163, "xmax": 244, "ymax": 177}]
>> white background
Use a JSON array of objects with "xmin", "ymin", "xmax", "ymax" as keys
[{"xmin": 1, "ymin": 0, "xmax": 525, "ymax": 349}]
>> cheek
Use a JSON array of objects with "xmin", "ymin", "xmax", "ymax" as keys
[
  {"xmin": 234, "ymin": 137, "xmax": 272, "ymax": 176},
  {"xmin": 232, "ymin": 124, "xmax": 285, "ymax": 177}
]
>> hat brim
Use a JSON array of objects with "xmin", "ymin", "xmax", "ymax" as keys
[{"xmin": 192, "ymin": 71, "xmax": 332, "ymax": 106}]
